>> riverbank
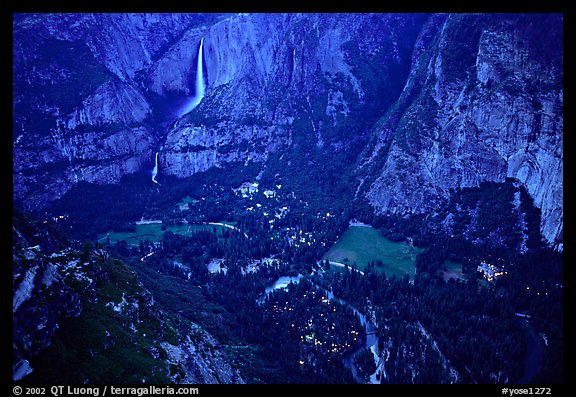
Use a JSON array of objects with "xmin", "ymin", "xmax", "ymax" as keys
[
  {"xmin": 322, "ymin": 261, "xmax": 365, "ymax": 275},
  {"xmin": 205, "ymin": 222, "xmax": 248, "ymax": 238}
]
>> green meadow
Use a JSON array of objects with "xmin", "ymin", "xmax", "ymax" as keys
[
  {"xmin": 97, "ymin": 223, "xmax": 229, "ymax": 246},
  {"xmin": 322, "ymin": 226, "xmax": 423, "ymax": 279}
]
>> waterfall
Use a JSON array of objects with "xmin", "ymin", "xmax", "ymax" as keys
[
  {"xmin": 177, "ymin": 37, "xmax": 205, "ymax": 118},
  {"xmin": 195, "ymin": 37, "xmax": 205, "ymax": 101},
  {"xmin": 151, "ymin": 151, "xmax": 160, "ymax": 184},
  {"xmin": 157, "ymin": 38, "xmax": 205, "ymax": 182}
]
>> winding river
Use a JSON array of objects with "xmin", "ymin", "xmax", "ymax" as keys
[
  {"xmin": 263, "ymin": 276, "xmax": 378, "ymax": 383},
  {"xmin": 515, "ymin": 316, "xmax": 545, "ymax": 384},
  {"xmin": 262, "ymin": 277, "xmax": 544, "ymax": 384},
  {"xmin": 316, "ymin": 285, "xmax": 379, "ymax": 383},
  {"xmin": 264, "ymin": 275, "xmax": 302, "ymax": 295}
]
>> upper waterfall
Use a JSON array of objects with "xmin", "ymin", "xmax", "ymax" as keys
[{"xmin": 177, "ymin": 38, "xmax": 205, "ymax": 118}]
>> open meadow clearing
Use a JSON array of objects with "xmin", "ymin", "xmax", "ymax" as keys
[
  {"xmin": 322, "ymin": 226, "xmax": 423, "ymax": 279},
  {"xmin": 97, "ymin": 222, "xmax": 231, "ymax": 246}
]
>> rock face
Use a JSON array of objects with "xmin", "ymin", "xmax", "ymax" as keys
[
  {"xmin": 12, "ymin": 253, "xmax": 82, "ymax": 382},
  {"xmin": 14, "ymin": 121, "xmax": 155, "ymax": 210},
  {"xmin": 161, "ymin": 325, "xmax": 245, "ymax": 384},
  {"xmin": 161, "ymin": 123, "xmax": 272, "ymax": 177},
  {"xmin": 13, "ymin": 13, "xmax": 562, "ymax": 247},
  {"xmin": 13, "ymin": 216, "xmax": 83, "ymax": 381},
  {"xmin": 12, "ymin": 213, "xmax": 244, "ymax": 383},
  {"xmin": 13, "ymin": 13, "xmax": 215, "ymax": 211},
  {"xmin": 155, "ymin": 13, "xmax": 427, "ymax": 183},
  {"xmin": 359, "ymin": 14, "xmax": 563, "ymax": 248}
]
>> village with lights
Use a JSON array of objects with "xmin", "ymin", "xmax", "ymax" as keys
[
  {"xmin": 476, "ymin": 260, "xmax": 508, "ymax": 282},
  {"xmin": 232, "ymin": 180, "xmax": 337, "ymax": 250},
  {"xmin": 263, "ymin": 279, "xmax": 365, "ymax": 359}
]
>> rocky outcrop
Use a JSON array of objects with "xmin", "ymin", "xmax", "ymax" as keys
[
  {"xmin": 161, "ymin": 324, "xmax": 245, "ymax": 384},
  {"xmin": 12, "ymin": 213, "xmax": 244, "ymax": 383},
  {"xmin": 12, "ymin": 254, "xmax": 82, "ymax": 378},
  {"xmin": 14, "ymin": 13, "xmax": 201, "ymax": 81},
  {"xmin": 361, "ymin": 14, "xmax": 563, "ymax": 248},
  {"xmin": 13, "ymin": 76, "xmax": 155, "ymax": 210},
  {"xmin": 146, "ymin": 27, "xmax": 207, "ymax": 97},
  {"xmin": 14, "ymin": 124, "xmax": 155, "ymax": 210},
  {"xmin": 65, "ymin": 79, "xmax": 151, "ymax": 129},
  {"xmin": 161, "ymin": 123, "xmax": 273, "ymax": 177},
  {"xmin": 13, "ymin": 218, "xmax": 83, "ymax": 381}
]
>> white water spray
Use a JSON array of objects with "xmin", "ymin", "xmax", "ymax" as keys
[
  {"xmin": 151, "ymin": 146, "xmax": 162, "ymax": 184},
  {"xmin": 177, "ymin": 37, "xmax": 206, "ymax": 118},
  {"xmin": 154, "ymin": 39, "xmax": 205, "ymax": 183}
]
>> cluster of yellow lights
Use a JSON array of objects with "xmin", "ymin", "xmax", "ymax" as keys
[{"xmin": 477, "ymin": 261, "xmax": 507, "ymax": 281}]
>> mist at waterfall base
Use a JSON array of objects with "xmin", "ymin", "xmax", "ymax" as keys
[{"xmin": 176, "ymin": 38, "xmax": 205, "ymax": 119}]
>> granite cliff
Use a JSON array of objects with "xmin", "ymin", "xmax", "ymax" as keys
[
  {"xmin": 357, "ymin": 14, "xmax": 563, "ymax": 248},
  {"xmin": 13, "ymin": 13, "xmax": 220, "ymax": 209},
  {"xmin": 13, "ymin": 13, "xmax": 562, "ymax": 248}
]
